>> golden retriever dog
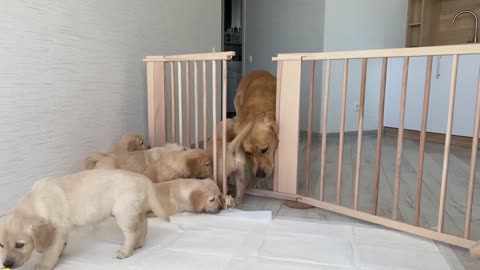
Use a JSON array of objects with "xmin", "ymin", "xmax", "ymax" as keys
[
  {"xmin": 0, "ymin": 169, "xmax": 167, "ymax": 270},
  {"xmin": 143, "ymin": 149, "xmax": 212, "ymax": 183},
  {"xmin": 111, "ymin": 132, "xmax": 150, "ymax": 152},
  {"xmin": 84, "ymin": 143, "xmax": 186, "ymax": 172},
  {"xmin": 147, "ymin": 178, "xmax": 226, "ymax": 218},
  {"xmin": 234, "ymin": 70, "xmax": 278, "ymax": 180},
  {"xmin": 207, "ymin": 119, "xmax": 253, "ymax": 205}
]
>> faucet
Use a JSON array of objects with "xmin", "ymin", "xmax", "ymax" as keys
[{"xmin": 452, "ymin": 10, "xmax": 478, "ymax": 44}]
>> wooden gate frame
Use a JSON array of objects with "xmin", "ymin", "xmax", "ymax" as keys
[
  {"xmin": 144, "ymin": 46, "xmax": 480, "ymax": 252},
  {"xmin": 249, "ymin": 44, "xmax": 480, "ymax": 251}
]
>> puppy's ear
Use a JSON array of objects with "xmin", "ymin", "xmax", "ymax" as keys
[
  {"xmin": 185, "ymin": 156, "xmax": 202, "ymax": 176},
  {"xmin": 189, "ymin": 190, "xmax": 206, "ymax": 212},
  {"xmin": 30, "ymin": 220, "xmax": 56, "ymax": 253},
  {"xmin": 127, "ymin": 140, "xmax": 138, "ymax": 151}
]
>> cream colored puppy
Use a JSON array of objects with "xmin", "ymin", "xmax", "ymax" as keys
[
  {"xmin": 471, "ymin": 242, "xmax": 480, "ymax": 257},
  {"xmin": 207, "ymin": 119, "xmax": 253, "ymax": 205},
  {"xmin": 0, "ymin": 169, "xmax": 167, "ymax": 270},
  {"xmin": 111, "ymin": 132, "xmax": 149, "ymax": 152},
  {"xmin": 84, "ymin": 143, "xmax": 186, "ymax": 172},
  {"xmin": 143, "ymin": 149, "xmax": 212, "ymax": 183},
  {"xmin": 148, "ymin": 178, "xmax": 225, "ymax": 217}
]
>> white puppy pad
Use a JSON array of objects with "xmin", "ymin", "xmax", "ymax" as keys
[{"xmin": 17, "ymin": 211, "xmax": 457, "ymax": 270}]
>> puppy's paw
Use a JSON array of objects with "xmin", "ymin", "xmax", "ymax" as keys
[
  {"xmin": 113, "ymin": 249, "xmax": 132, "ymax": 260},
  {"xmin": 222, "ymin": 195, "xmax": 236, "ymax": 209},
  {"xmin": 234, "ymin": 197, "xmax": 244, "ymax": 206}
]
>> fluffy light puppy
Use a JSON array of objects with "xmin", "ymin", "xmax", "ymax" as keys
[
  {"xmin": 84, "ymin": 143, "xmax": 186, "ymax": 172},
  {"xmin": 111, "ymin": 132, "xmax": 149, "ymax": 152},
  {"xmin": 0, "ymin": 169, "xmax": 167, "ymax": 270},
  {"xmin": 143, "ymin": 149, "xmax": 212, "ymax": 183},
  {"xmin": 207, "ymin": 119, "xmax": 253, "ymax": 205},
  {"xmin": 147, "ymin": 178, "xmax": 225, "ymax": 218}
]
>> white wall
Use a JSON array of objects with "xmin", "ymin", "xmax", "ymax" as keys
[
  {"xmin": 243, "ymin": 0, "xmax": 408, "ymax": 133},
  {"xmin": 244, "ymin": 0, "xmax": 325, "ymax": 131},
  {"xmin": 322, "ymin": 0, "xmax": 408, "ymax": 133},
  {"xmin": 0, "ymin": 0, "xmax": 221, "ymax": 214}
]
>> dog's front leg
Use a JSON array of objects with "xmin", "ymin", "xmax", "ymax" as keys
[
  {"xmin": 235, "ymin": 172, "xmax": 247, "ymax": 205},
  {"xmin": 35, "ymin": 232, "xmax": 67, "ymax": 270}
]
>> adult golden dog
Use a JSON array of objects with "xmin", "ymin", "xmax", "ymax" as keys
[{"xmin": 234, "ymin": 70, "xmax": 278, "ymax": 179}]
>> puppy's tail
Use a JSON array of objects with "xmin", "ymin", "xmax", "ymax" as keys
[
  {"xmin": 229, "ymin": 121, "xmax": 254, "ymax": 152},
  {"xmin": 146, "ymin": 184, "xmax": 170, "ymax": 221},
  {"xmin": 84, "ymin": 152, "xmax": 107, "ymax": 169}
]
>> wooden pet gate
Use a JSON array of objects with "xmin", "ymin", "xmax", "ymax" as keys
[{"xmin": 144, "ymin": 44, "xmax": 480, "ymax": 251}]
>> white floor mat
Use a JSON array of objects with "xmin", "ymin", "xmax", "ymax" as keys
[{"xmin": 19, "ymin": 209, "xmax": 458, "ymax": 269}]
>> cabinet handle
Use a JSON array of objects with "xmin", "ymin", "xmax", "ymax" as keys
[{"xmin": 436, "ymin": 56, "xmax": 441, "ymax": 79}]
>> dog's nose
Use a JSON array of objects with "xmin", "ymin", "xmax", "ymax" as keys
[
  {"xmin": 3, "ymin": 259, "xmax": 15, "ymax": 268},
  {"xmin": 256, "ymin": 169, "xmax": 266, "ymax": 178}
]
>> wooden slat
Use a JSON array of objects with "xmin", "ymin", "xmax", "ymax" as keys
[
  {"xmin": 273, "ymin": 44, "xmax": 480, "ymax": 61},
  {"xmin": 146, "ymin": 62, "xmax": 167, "ymax": 147},
  {"xmin": 320, "ymin": 60, "xmax": 331, "ymax": 201},
  {"xmin": 276, "ymin": 60, "xmax": 302, "ymax": 194},
  {"xmin": 337, "ymin": 59, "xmax": 349, "ymax": 205},
  {"xmin": 373, "ymin": 58, "xmax": 388, "ymax": 215},
  {"xmin": 274, "ymin": 61, "xmax": 283, "ymax": 192},
  {"xmin": 155, "ymin": 62, "xmax": 167, "ymax": 147},
  {"xmin": 465, "ymin": 68, "xmax": 480, "ymax": 239},
  {"xmin": 203, "ymin": 61, "xmax": 208, "ymax": 150},
  {"xmin": 414, "ymin": 56, "xmax": 433, "ymax": 226},
  {"xmin": 186, "ymin": 61, "xmax": 191, "ymax": 147},
  {"xmin": 222, "ymin": 60, "xmax": 228, "ymax": 195},
  {"xmin": 146, "ymin": 62, "xmax": 156, "ymax": 146},
  {"xmin": 170, "ymin": 62, "xmax": 176, "ymax": 143},
  {"xmin": 305, "ymin": 61, "xmax": 315, "ymax": 196},
  {"xmin": 246, "ymin": 189, "xmax": 301, "ymax": 201},
  {"xmin": 438, "ymin": 54, "xmax": 459, "ymax": 232},
  {"xmin": 354, "ymin": 58, "xmax": 368, "ymax": 210},
  {"xmin": 393, "ymin": 56, "xmax": 409, "ymax": 221},
  {"xmin": 177, "ymin": 62, "xmax": 183, "ymax": 145},
  {"xmin": 212, "ymin": 60, "xmax": 217, "ymax": 182},
  {"xmin": 299, "ymin": 197, "xmax": 476, "ymax": 249},
  {"xmin": 194, "ymin": 61, "xmax": 199, "ymax": 148},
  {"xmin": 144, "ymin": 51, "xmax": 235, "ymax": 62}
]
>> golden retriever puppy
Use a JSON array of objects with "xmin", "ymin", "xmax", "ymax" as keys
[
  {"xmin": 143, "ymin": 149, "xmax": 212, "ymax": 183},
  {"xmin": 471, "ymin": 242, "xmax": 480, "ymax": 257},
  {"xmin": 234, "ymin": 70, "xmax": 278, "ymax": 180},
  {"xmin": 0, "ymin": 169, "xmax": 167, "ymax": 270},
  {"xmin": 84, "ymin": 143, "xmax": 187, "ymax": 172},
  {"xmin": 148, "ymin": 178, "xmax": 225, "ymax": 217},
  {"xmin": 111, "ymin": 132, "xmax": 150, "ymax": 152},
  {"xmin": 207, "ymin": 119, "xmax": 253, "ymax": 205}
]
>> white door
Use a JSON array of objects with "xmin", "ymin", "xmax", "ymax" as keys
[
  {"xmin": 428, "ymin": 55, "xmax": 480, "ymax": 137},
  {"xmin": 384, "ymin": 57, "xmax": 430, "ymax": 131},
  {"xmin": 452, "ymin": 55, "xmax": 480, "ymax": 137},
  {"xmin": 429, "ymin": 56, "xmax": 453, "ymax": 135}
]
